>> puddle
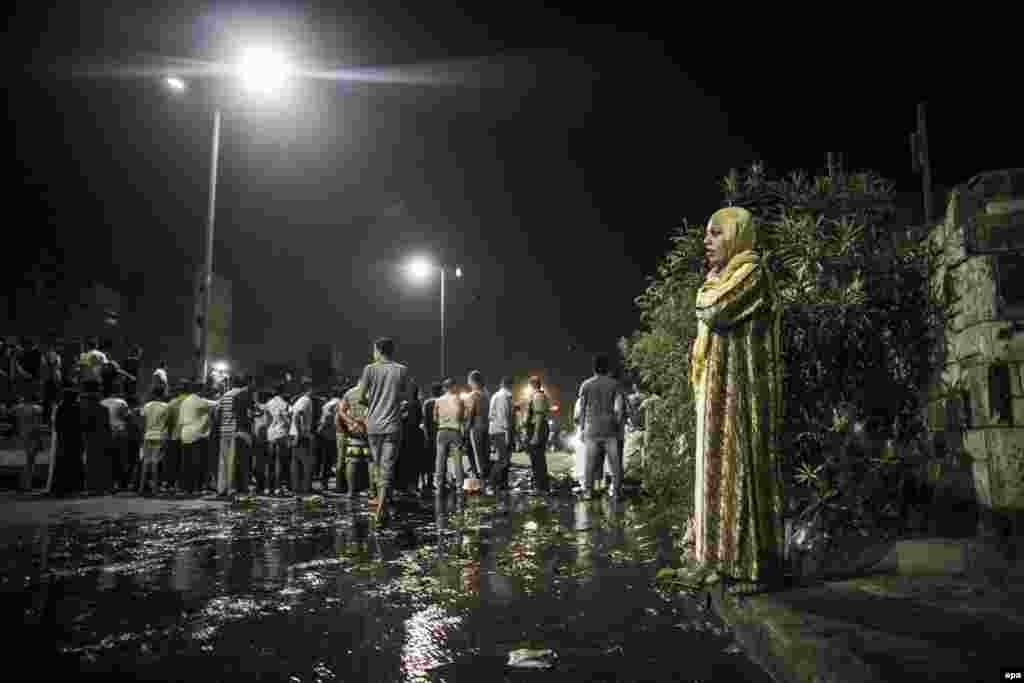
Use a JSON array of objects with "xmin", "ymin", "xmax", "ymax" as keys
[{"xmin": 1, "ymin": 471, "xmax": 772, "ymax": 682}]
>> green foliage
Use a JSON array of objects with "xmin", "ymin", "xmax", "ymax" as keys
[{"xmin": 623, "ymin": 161, "xmax": 953, "ymax": 540}]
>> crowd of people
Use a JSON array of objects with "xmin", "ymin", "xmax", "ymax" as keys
[{"xmin": 8, "ymin": 331, "xmax": 656, "ymax": 527}]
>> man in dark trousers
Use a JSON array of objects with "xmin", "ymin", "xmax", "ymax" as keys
[
  {"xmin": 524, "ymin": 376, "xmax": 551, "ymax": 494},
  {"xmin": 420, "ymin": 382, "xmax": 444, "ymax": 494},
  {"xmin": 486, "ymin": 376, "xmax": 515, "ymax": 494}
]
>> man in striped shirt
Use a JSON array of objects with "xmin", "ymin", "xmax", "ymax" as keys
[{"xmin": 216, "ymin": 375, "xmax": 252, "ymax": 497}]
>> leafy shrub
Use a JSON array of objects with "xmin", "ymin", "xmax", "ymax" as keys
[{"xmin": 622, "ymin": 162, "xmax": 951, "ymax": 544}]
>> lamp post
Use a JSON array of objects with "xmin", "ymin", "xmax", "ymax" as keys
[
  {"xmin": 407, "ymin": 258, "xmax": 462, "ymax": 379},
  {"xmin": 198, "ymin": 105, "xmax": 221, "ymax": 385},
  {"xmin": 164, "ymin": 46, "xmax": 293, "ymax": 382}
]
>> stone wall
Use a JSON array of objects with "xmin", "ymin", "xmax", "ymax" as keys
[{"xmin": 927, "ymin": 169, "xmax": 1024, "ymax": 529}]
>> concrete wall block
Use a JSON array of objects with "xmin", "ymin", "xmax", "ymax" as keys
[
  {"xmin": 956, "ymin": 258, "xmax": 1000, "ymax": 328},
  {"xmin": 972, "ymin": 457, "xmax": 994, "ymax": 508},
  {"xmin": 960, "ymin": 364, "xmax": 993, "ymax": 428},
  {"xmin": 1014, "ymin": 397, "xmax": 1024, "ymax": 431},
  {"xmin": 963, "ymin": 429, "xmax": 987, "ymax": 461},
  {"xmin": 984, "ymin": 429, "xmax": 1024, "ymax": 511}
]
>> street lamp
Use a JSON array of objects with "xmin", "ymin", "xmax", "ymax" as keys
[
  {"xmin": 405, "ymin": 256, "xmax": 462, "ymax": 379},
  {"xmin": 164, "ymin": 46, "xmax": 293, "ymax": 383}
]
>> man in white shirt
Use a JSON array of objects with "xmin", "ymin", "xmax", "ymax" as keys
[
  {"xmin": 485, "ymin": 377, "xmax": 515, "ymax": 494},
  {"xmin": 289, "ymin": 380, "xmax": 315, "ymax": 495},
  {"xmin": 178, "ymin": 382, "xmax": 218, "ymax": 495},
  {"xmin": 101, "ymin": 388, "xmax": 133, "ymax": 491},
  {"xmin": 261, "ymin": 385, "xmax": 292, "ymax": 496}
]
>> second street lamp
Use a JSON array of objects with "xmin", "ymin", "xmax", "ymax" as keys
[{"xmin": 406, "ymin": 257, "xmax": 462, "ymax": 379}]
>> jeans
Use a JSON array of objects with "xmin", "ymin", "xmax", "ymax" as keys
[
  {"xmin": 585, "ymin": 436, "xmax": 621, "ymax": 493},
  {"xmin": 181, "ymin": 439, "xmax": 209, "ymax": 494},
  {"xmin": 20, "ymin": 432, "xmax": 44, "ymax": 490},
  {"xmin": 434, "ymin": 429, "xmax": 464, "ymax": 491},
  {"xmin": 109, "ymin": 430, "xmax": 134, "ymax": 490},
  {"xmin": 335, "ymin": 434, "xmax": 348, "ymax": 493},
  {"xmin": 469, "ymin": 428, "xmax": 490, "ymax": 479},
  {"xmin": 269, "ymin": 439, "xmax": 291, "ymax": 491},
  {"xmin": 163, "ymin": 440, "xmax": 181, "ymax": 488},
  {"xmin": 368, "ymin": 432, "xmax": 401, "ymax": 495},
  {"xmin": 291, "ymin": 437, "xmax": 315, "ymax": 494},
  {"xmin": 487, "ymin": 431, "xmax": 512, "ymax": 490},
  {"xmin": 528, "ymin": 428, "xmax": 550, "ymax": 492},
  {"xmin": 251, "ymin": 440, "xmax": 271, "ymax": 492},
  {"xmin": 316, "ymin": 435, "xmax": 335, "ymax": 486}
]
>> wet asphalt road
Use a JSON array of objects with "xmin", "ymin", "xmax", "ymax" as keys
[{"xmin": 2, "ymin": 469, "xmax": 772, "ymax": 682}]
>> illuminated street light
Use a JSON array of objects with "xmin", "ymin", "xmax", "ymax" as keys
[
  {"xmin": 404, "ymin": 256, "xmax": 464, "ymax": 378},
  {"xmin": 165, "ymin": 76, "xmax": 187, "ymax": 92},
  {"xmin": 214, "ymin": 361, "xmax": 230, "ymax": 373},
  {"xmin": 407, "ymin": 257, "xmax": 433, "ymax": 282},
  {"xmin": 236, "ymin": 46, "xmax": 293, "ymax": 96},
  {"xmin": 162, "ymin": 46, "xmax": 294, "ymax": 382}
]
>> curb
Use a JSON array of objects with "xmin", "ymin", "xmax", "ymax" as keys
[
  {"xmin": 709, "ymin": 587, "xmax": 879, "ymax": 683},
  {"xmin": 707, "ymin": 537, "xmax": 1023, "ymax": 683}
]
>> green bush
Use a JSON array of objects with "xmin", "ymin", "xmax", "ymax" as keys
[{"xmin": 622, "ymin": 162, "xmax": 951, "ymax": 540}]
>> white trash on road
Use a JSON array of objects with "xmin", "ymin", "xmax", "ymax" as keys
[{"xmin": 507, "ymin": 649, "xmax": 557, "ymax": 669}]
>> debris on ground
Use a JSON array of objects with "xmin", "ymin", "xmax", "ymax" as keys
[{"xmin": 507, "ymin": 648, "xmax": 558, "ymax": 669}]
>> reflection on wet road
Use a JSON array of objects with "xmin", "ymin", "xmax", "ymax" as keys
[{"xmin": 2, "ymin": 483, "xmax": 772, "ymax": 682}]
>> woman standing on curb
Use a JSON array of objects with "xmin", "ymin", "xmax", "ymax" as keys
[{"xmin": 685, "ymin": 206, "xmax": 785, "ymax": 594}]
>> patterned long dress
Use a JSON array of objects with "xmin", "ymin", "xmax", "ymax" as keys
[{"xmin": 692, "ymin": 259, "xmax": 785, "ymax": 583}]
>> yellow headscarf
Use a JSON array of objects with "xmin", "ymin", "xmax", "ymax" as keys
[{"xmin": 690, "ymin": 207, "xmax": 759, "ymax": 389}]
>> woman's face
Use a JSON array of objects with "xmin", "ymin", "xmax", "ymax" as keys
[{"xmin": 704, "ymin": 220, "xmax": 728, "ymax": 271}]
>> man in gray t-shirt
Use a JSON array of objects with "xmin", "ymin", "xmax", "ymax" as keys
[{"xmin": 354, "ymin": 337, "xmax": 410, "ymax": 523}]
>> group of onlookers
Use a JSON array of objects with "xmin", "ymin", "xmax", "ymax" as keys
[
  {"xmin": 9, "ymin": 331, "xmax": 659, "ymax": 530},
  {"xmin": 3, "ymin": 334, "xmax": 163, "ymax": 494}
]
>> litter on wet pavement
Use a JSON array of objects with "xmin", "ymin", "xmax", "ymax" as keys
[{"xmin": 507, "ymin": 648, "xmax": 558, "ymax": 669}]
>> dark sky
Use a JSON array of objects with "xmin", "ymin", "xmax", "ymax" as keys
[{"xmin": 6, "ymin": 2, "xmax": 1019, "ymax": 401}]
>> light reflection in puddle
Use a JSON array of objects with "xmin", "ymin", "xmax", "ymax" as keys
[
  {"xmin": 1, "ymin": 484, "xmax": 772, "ymax": 682},
  {"xmin": 401, "ymin": 605, "xmax": 462, "ymax": 679}
]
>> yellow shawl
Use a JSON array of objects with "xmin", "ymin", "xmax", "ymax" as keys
[{"xmin": 690, "ymin": 207, "xmax": 759, "ymax": 389}]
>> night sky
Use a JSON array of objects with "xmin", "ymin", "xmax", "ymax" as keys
[{"xmin": 7, "ymin": 3, "xmax": 1019, "ymax": 401}]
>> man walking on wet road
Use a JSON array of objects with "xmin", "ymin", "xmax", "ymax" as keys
[{"xmin": 353, "ymin": 337, "xmax": 411, "ymax": 524}]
